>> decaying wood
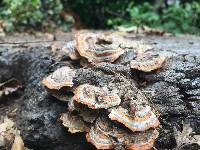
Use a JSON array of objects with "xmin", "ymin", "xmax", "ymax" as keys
[{"xmin": 0, "ymin": 31, "xmax": 199, "ymax": 150}]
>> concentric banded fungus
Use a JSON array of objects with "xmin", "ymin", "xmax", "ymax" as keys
[
  {"xmin": 75, "ymin": 31, "xmax": 125, "ymax": 64},
  {"xmin": 42, "ymin": 31, "xmax": 162, "ymax": 149},
  {"xmin": 108, "ymin": 106, "xmax": 160, "ymax": 132},
  {"xmin": 124, "ymin": 129, "xmax": 159, "ymax": 150},
  {"xmin": 86, "ymin": 126, "xmax": 113, "ymax": 149},
  {"xmin": 86, "ymin": 118, "xmax": 114, "ymax": 149},
  {"xmin": 62, "ymin": 40, "xmax": 80, "ymax": 60},
  {"xmin": 73, "ymin": 84, "xmax": 121, "ymax": 109},
  {"xmin": 42, "ymin": 66, "xmax": 76, "ymax": 90},
  {"xmin": 60, "ymin": 113, "xmax": 90, "ymax": 133},
  {"xmin": 86, "ymin": 117, "xmax": 159, "ymax": 150},
  {"xmin": 130, "ymin": 55, "xmax": 167, "ymax": 72}
]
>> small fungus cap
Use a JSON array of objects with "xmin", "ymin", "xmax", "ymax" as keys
[
  {"xmin": 130, "ymin": 55, "xmax": 167, "ymax": 72},
  {"xmin": 42, "ymin": 66, "xmax": 76, "ymax": 90},
  {"xmin": 108, "ymin": 106, "xmax": 160, "ymax": 132},
  {"xmin": 62, "ymin": 40, "xmax": 80, "ymax": 60},
  {"xmin": 75, "ymin": 31, "xmax": 125, "ymax": 64},
  {"xmin": 73, "ymin": 84, "xmax": 121, "ymax": 109}
]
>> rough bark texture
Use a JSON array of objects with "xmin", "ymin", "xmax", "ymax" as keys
[{"xmin": 0, "ymin": 32, "xmax": 199, "ymax": 149}]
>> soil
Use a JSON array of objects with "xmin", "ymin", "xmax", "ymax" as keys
[{"xmin": 0, "ymin": 31, "xmax": 199, "ymax": 150}]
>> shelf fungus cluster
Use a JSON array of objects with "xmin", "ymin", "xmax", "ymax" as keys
[
  {"xmin": 86, "ymin": 117, "xmax": 159, "ymax": 150},
  {"xmin": 42, "ymin": 31, "xmax": 167, "ymax": 149}
]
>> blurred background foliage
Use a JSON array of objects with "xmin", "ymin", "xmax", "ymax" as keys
[{"xmin": 0, "ymin": 0, "xmax": 200, "ymax": 35}]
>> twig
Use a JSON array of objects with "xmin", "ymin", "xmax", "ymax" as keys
[{"xmin": 0, "ymin": 39, "xmax": 66, "ymax": 45}]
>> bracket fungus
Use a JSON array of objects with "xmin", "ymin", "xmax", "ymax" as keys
[
  {"xmin": 42, "ymin": 66, "xmax": 76, "ymax": 101},
  {"xmin": 86, "ymin": 119, "xmax": 113, "ymax": 149},
  {"xmin": 62, "ymin": 40, "xmax": 80, "ymax": 60},
  {"xmin": 108, "ymin": 106, "xmax": 160, "ymax": 132},
  {"xmin": 86, "ymin": 117, "xmax": 159, "ymax": 150},
  {"xmin": 73, "ymin": 84, "xmax": 121, "ymax": 109},
  {"xmin": 130, "ymin": 55, "xmax": 167, "ymax": 72},
  {"xmin": 42, "ymin": 31, "xmax": 165, "ymax": 150},
  {"xmin": 75, "ymin": 31, "xmax": 125, "ymax": 64},
  {"xmin": 42, "ymin": 66, "xmax": 76, "ymax": 90},
  {"xmin": 124, "ymin": 129, "xmax": 159, "ymax": 150}
]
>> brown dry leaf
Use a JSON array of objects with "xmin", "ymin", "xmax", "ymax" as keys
[
  {"xmin": 11, "ymin": 135, "xmax": 25, "ymax": 150},
  {"xmin": 174, "ymin": 122, "xmax": 200, "ymax": 149},
  {"xmin": 0, "ymin": 79, "xmax": 22, "ymax": 98},
  {"xmin": 0, "ymin": 117, "xmax": 15, "ymax": 147},
  {"xmin": 0, "ymin": 117, "xmax": 14, "ymax": 133},
  {"xmin": 0, "ymin": 117, "xmax": 27, "ymax": 150},
  {"xmin": 0, "ymin": 134, "xmax": 5, "ymax": 147}
]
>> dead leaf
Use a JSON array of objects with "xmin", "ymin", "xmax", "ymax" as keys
[
  {"xmin": 0, "ymin": 117, "xmax": 14, "ymax": 133},
  {"xmin": 0, "ymin": 79, "xmax": 22, "ymax": 98},
  {"xmin": 0, "ymin": 117, "xmax": 27, "ymax": 150},
  {"xmin": 11, "ymin": 135, "xmax": 25, "ymax": 150},
  {"xmin": 174, "ymin": 122, "xmax": 200, "ymax": 149}
]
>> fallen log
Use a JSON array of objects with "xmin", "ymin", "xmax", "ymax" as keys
[{"xmin": 0, "ymin": 32, "xmax": 199, "ymax": 149}]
